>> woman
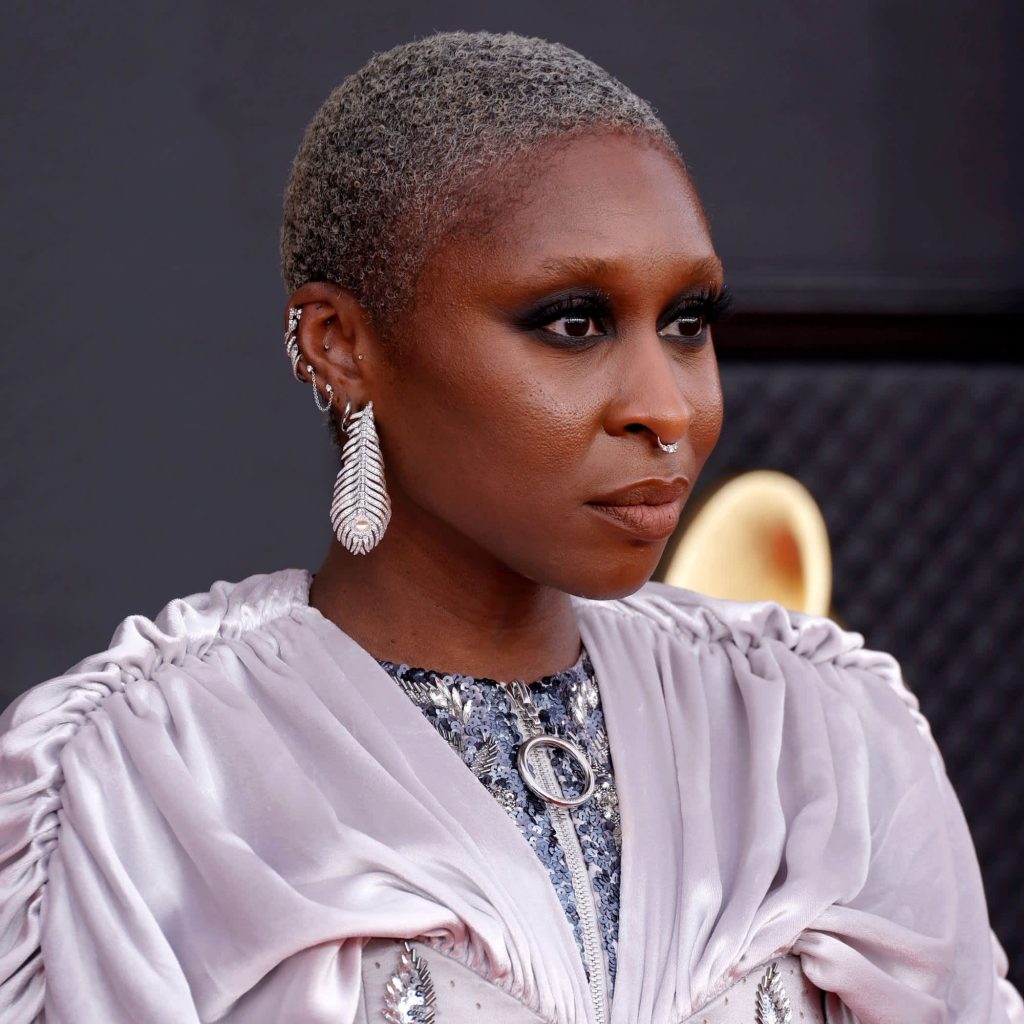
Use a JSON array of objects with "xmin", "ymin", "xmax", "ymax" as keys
[{"xmin": 1, "ymin": 29, "xmax": 1020, "ymax": 1024}]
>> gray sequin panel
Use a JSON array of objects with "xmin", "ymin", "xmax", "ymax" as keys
[{"xmin": 375, "ymin": 645, "xmax": 622, "ymax": 993}]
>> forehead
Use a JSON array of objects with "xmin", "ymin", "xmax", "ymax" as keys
[{"xmin": 421, "ymin": 131, "xmax": 719, "ymax": 301}]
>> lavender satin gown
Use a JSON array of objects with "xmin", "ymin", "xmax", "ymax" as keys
[{"xmin": 1, "ymin": 568, "xmax": 1020, "ymax": 1023}]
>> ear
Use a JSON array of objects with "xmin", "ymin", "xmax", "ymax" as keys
[{"xmin": 284, "ymin": 282, "xmax": 380, "ymax": 408}]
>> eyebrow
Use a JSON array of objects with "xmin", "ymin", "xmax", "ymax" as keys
[{"xmin": 536, "ymin": 253, "xmax": 724, "ymax": 282}]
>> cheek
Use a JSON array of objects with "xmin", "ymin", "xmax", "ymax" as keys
[
  {"xmin": 467, "ymin": 390, "xmax": 597, "ymax": 566},
  {"xmin": 380, "ymin": 335, "xmax": 588, "ymax": 513},
  {"xmin": 472, "ymin": 381, "xmax": 591, "ymax": 501},
  {"xmin": 687, "ymin": 359, "xmax": 724, "ymax": 460}
]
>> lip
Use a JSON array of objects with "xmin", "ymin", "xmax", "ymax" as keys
[
  {"xmin": 585, "ymin": 477, "xmax": 690, "ymax": 541},
  {"xmin": 587, "ymin": 477, "xmax": 690, "ymax": 507}
]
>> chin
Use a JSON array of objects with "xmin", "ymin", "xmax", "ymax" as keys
[{"xmin": 555, "ymin": 549, "xmax": 664, "ymax": 602}]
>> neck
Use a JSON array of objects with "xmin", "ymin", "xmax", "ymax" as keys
[{"xmin": 308, "ymin": 513, "xmax": 582, "ymax": 684}]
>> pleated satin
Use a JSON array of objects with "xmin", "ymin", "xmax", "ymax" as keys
[{"xmin": 0, "ymin": 568, "xmax": 1020, "ymax": 1023}]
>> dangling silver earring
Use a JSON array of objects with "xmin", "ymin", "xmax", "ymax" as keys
[
  {"xmin": 329, "ymin": 398, "xmax": 391, "ymax": 554},
  {"xmin": 284, "ymin": 306, "xmax": 304, "ymax": 381},
  {"xmin": 306, "ymin": 364, "xmax": 334, "ymax": 412}
]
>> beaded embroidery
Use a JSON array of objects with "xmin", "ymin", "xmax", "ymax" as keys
[
  {"xmin": 754, "ymin": 961, "xmax": 793, "ymax": 1024},
  {"xmin": 375, "ymin": 645, "xmax": 622, "ymax": 992},
  {"xmin": 382, "ymin": 941, "xmax": 437, "ymax": 1024}
]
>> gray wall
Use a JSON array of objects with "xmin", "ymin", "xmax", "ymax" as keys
[{"xmin": 4, "ymin": 0, "xmax": 1021, "ymax": 686}]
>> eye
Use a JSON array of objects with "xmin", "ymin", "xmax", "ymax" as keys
[
  {"xmin": 659, "ymin": 312, "xmax": 707, "ymax": 341},
  {"xmin": 524, "ymin": 295, "xmax": 611, "ymax": 344},
  {"xmin": 543, "ymin": 311, "xmax": 607, "ymax": 340},
  {"xmin": 515, "ymin": 285, "xmax": 730, "ymax": 348},
  {"xmin": 657, "ymin": 286, "xmax": 733, "ymax": 341}
]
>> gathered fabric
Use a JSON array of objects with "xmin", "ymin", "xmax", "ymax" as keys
[{"xmin": 0, "ymin": 567, "xmax": 1020, "ymax": 1023}]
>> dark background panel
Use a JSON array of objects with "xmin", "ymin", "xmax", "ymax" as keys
[
  {"xmin": 3, "ymin": 0, "xmax": 1020, "ymax": 694},
  {"xmin": 3, "ymin": 0, "xmax": 1022, "ymax": 996},
  {"xmin": 664, "ymin": 358, "xmax": 1024, "ymax": 987}
]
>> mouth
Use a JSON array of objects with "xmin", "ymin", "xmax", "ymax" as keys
[{"xmin": 584, "ymin": 476, "xmax": 690, "ymax": 541}]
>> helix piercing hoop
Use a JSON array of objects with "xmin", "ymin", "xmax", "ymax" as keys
[
  {"xmin": 306, "ymin": 363, "xmax": 334, "ymax": 412},
  {"xmin": 656, "ymin": 435, "xmax": 679, "ymax": 453}
]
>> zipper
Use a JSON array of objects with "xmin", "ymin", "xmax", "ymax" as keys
[{"xmin": 509, "ymin": 681, "xmax": 610, "ymax": 1024}]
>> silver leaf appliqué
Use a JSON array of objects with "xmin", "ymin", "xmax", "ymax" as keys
[
  {"xmin": 382, "ymin": 941, "xmax": 437, "ymax": 1024},
  {"xmin": 428, "ymin": 676, "xmax": 474, "ymax": 725},
  {"xmin": 754, "ymin": 961, "xmax": 792, "ymax": 1024},
  {"xmin": 470, "ymin": 735, "xmax": 498, "ymax": 782}
]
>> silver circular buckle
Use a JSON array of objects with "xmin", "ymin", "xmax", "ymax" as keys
[{"xmin": 516, "ymin": 734, "xmax": 596, "ymax": 808}]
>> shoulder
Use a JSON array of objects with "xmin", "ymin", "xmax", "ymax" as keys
[
  {"xmin": 572, "ymin": 579, "xmax": 942, "ymax": 770},
  {"xmin": 1, "ymin": 566, "xmax": 311, "ymax": 737},
  {"xmin": 0, "ymin": 565, "xmax": 313, "ymax": 800},
  {"xmin": 575, "ymin": 577, "xmax": 890, "ymax": 666},
  {"xmin": 0, "ymin": 566, "xmax": 311, "ymax": 1014},
  {"xmin": 573, "ymin": 577, "xmax": 890, "ymax": 669}
]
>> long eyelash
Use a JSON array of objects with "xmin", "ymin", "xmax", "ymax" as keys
[
  {"xmin": 516, "ymin": 283, "xmax": 733, "ymax": 339},
  {"xmin": 670, "ymin": 284, "xmax": 733, "ymax": 325},
  {"xmin": 517, "ymin": 289, "xmax": 613, "ymax": 332}
]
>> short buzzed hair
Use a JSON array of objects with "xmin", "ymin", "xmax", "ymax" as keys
[{"xmin": 280, "ymin": 29, "xmax": 686, "ymax": 449}]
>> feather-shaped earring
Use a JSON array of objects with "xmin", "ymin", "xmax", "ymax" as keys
[{"xmin": 329, "ymin": 399, "xmax": 392, "ymax": 554}]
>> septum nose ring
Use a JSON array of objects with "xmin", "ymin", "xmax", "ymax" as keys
[{"xmin": 656, "ymin": 435, "xmax": 679, "ymax": 453}]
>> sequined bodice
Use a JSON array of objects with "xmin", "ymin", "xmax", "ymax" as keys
[{"xmin": 374, "ymin": 644, "xmax": 622, "ymax": 993}]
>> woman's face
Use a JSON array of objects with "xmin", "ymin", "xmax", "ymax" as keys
[{"xmin": 372, "ymin": 130, "xmax": 724, "ymax": 600}]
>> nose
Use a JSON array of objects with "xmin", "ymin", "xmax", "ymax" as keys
[{"xmin": 602, "ymin": 333, "xmax": 696, "ymax": 449}]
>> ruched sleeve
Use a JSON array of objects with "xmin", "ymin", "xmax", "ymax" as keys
[
  {"xmin": 785, "ymin": 623, "xmax": 1024, "ymax": 1024},
  {"xmin": 0, "ymin": 671, "xmax": 117, "ymax": 1022},
  {"xmin": 588, "ymin": 582, "xmax": 1024, "ymax": 1023},
  {"xmin": 721, "ymin": 594, "xmax": 1023, "ymax": 1023},
  {"xmin": 0, "ymin": 572, "xmax": 310, "ymax": 1023}
]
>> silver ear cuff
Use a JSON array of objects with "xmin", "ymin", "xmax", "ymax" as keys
[{"xmin": 284, "ymin": 306, "xmax": 304, "ymax": 381}]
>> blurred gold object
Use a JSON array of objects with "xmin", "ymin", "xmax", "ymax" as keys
[{"xmin": 660, "ymin": 470, "xmax": 833, "ymax": 616}]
